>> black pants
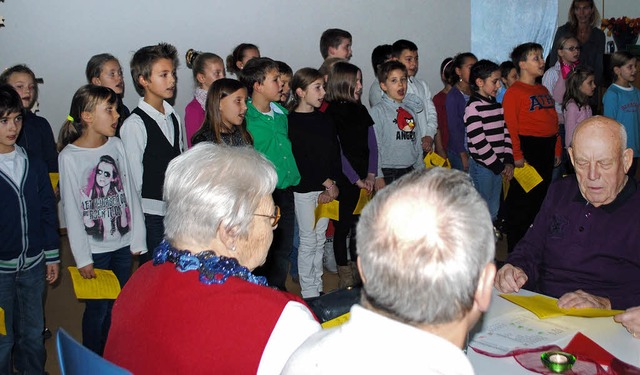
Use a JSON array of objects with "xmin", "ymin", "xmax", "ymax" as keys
[
  {"xmin": 140, "ymin": 213, "xmax": 165, "ymax": 265},
  {"xmin": 255, "ymin": 188, "xmax": 294, "ymax": 290},
  {"xmin": 506, "ymin": 135, "xmax": 556, "ymax": 252},
  {"xmin": 382, "ymin": 166, "xmax": 414, "ymax": 185},
  {"xmin": 332, "ymin": 182, "xmax": 360, "ymax": 266}
]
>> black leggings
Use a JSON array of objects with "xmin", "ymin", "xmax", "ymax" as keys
[{"xmin": 332, "ymin": 182, "xmax": 360, "ymax": 266}]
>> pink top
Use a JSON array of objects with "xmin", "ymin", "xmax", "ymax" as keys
[
  {"xmin": 563, "ymin": 100, "xmax": 592, "ymax": 148},
  {"xmin": 184, "ymin": 97, "xmax": 205, "ymax": 148}
]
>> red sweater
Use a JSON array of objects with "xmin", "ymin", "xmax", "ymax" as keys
[
  {"xmin": 502, "ymin": 81, "xmax": 561, "ymax": 160},
  {"xmin": 104, "ymin": 262, "xmax": 313, "ymax": 374}
]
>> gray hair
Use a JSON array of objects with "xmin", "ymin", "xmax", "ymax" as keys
[
  {"xmin": 357, "ymin": 168, "xmax": 495, "ymax": 325},
  {"xmin": 163, "ymin": 143, "xmax": 277, "ymax": 246}
]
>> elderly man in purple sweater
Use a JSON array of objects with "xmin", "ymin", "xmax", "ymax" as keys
[{"xmin": 495, "ymin": 116, "xmax": 639, "ymax": 310}]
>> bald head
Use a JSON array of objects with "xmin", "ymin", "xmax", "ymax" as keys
[
  {"xmin": 572, "ymin": 116, "xmax": 626, "ymax": 153},
  {"xmin": 569, "ymin": 116, "xmax": 633, "ymax": 207}
]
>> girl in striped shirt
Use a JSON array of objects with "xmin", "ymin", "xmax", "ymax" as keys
[{"xmin": 464, "ymin": 60, "xmax": 514, "ymax": 222}]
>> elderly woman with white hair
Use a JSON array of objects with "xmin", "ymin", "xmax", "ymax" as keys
[{"xmin": 104, "ymin": 144, "xmax": 321, "ymax": 374}]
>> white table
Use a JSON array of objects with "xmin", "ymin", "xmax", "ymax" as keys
[{"xmin": 467, "ymin": 289, "xmax": 640, "ymax": 374}]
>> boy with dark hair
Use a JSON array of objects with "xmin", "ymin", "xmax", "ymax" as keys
[
  {"xmin": 371, "ymin": 61, "xmax": 424, "ymax": 191},
  {"xmin": 370, "ymin": 39, "xmax": 437, "ymax": 154},
  {"xmin": 319, "ymin": 28, "xmax": 352, "ymax": 61},
  {"xmin": 240, "ymin": 57, "xmax": 300, "ymax": 291},
  {"xmin": 502, "ymin": 42, "xmax": 561, "ymax": 251},
  {"xmin": 120, "ymin": 42, "xmax": 183, "ymax": 263},
  {"xmin": 0, "ymin": 84, "xmax": 59, "ymax": 374}
]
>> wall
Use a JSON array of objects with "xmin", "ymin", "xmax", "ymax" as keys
[{"xmin": 0, "ymin": 0, "xmax": 470, "ymax": 136}]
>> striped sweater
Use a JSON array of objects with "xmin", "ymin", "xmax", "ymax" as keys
[{"xmin": 464, "ymin": 93, "xmax": 514, "ymax": 175}]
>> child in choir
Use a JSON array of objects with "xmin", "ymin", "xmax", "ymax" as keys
[
  {"xmin": 86, "ymin": 54, "xmax": 129, "ymax": 135},
  {"xmin": 446, "ymin": 52, "xmax": 478, "ymax": 171},
  {"xmin": 496, "ymin": 61, "xmax": 518, "ymax": 104},
  {"xmin": 58, "ymin": 85, "xmax": 146, "ymax": 355},
  {"xmin": 239, "ymin": 57, "xmax": 299, "ymax": 291},
  {"xmin": 0, "ymin": 65, "xmax": 58, "ymax": 173},
  {"xmin": 371, "ymin": 60, "xmax": 424, "ymax": 190},
  {"xmin": 563, "ymin": 66, "xmax": 595, "ymax": 149},
  {"xmin": 371, "ymin": 40, "xmax": 438, "ymax": 153},
  {"xmin": 120, "ymin": 43, "xmax": 183, "ymax": 264},
  {"xmin": 319, "ymin": 28, "xmax": 352, "ymax": 61},
  {"xmin": 287, "ymin": 68, "xmax": 341, "ymax": 299},
  {"xmin": 0, "ymin": 85, "xmax": 59, "ymax": 375},
  {"xmin": 184, "ymin": 49, "xmax": 226, "ymax": 148},
  {"xmin": 502, "ymin": 43, "xmax": 560, "ymax": 251},
  {"xmin": 464, "ymin": 60, "xmax": 514, "ymax": 223},
  {"xmin": 226, "ymin": 43, "xmax": 260, "ymax": 78},
  {"xmin": 277, "ymin": 61, "xmax": 293, "ymax": 106},
  {"xmin": 433, "ymin": 57, "xmax": 453, "ymax": 160},
  {"xmin": 367, "ymin": 44, "xmax": 393, "ymax": 107},
  {"xmin": 191, "ymin": 78, "xmax": 252, "ymax": 147},
  {"xmin": 543, "ymin": 36, "xmax": 581, "ymax": 125},
  {"xmin": 603, "ymin": 51, "xmax": 639, "ymax": 176},
  {"xmin": 323, "ymin": 61, "xmax": 377, "ymax": 288}
]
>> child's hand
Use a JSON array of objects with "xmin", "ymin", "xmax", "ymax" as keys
[
  {"xmin": 374, "ymin": 177, "xmax": 386, "ymax": 192},
  {"xmin": 79, "ymin": 264, "xmax": 96, "ymax": 279},
  {"xmin": 502, "ymin": 164, "xmax": 515, "ymax": 181},
  {"xmin": 514, "ymin": 159, "xmax": 525, "ymax": 168},
  {"xmin": 421, "ymin": 136, "xmax": 434, "ymax": 153},
  {"xmin": 46, "ymin": 263, "xmax": 60, "ymax": 284},
  {"xmin": 461, "ymin": 152, "xmax": 469, "ymax": 172},
  {"xmin": 554, "ymin": 156, "xmax": 562, "ymax": 167},
  {"xmin": 317, "ymin": 191, "xmax": 332, "ymax": 204},
  {"xmin": 364, "ymin": 173, "xmax": 376, "ymax": 193}
]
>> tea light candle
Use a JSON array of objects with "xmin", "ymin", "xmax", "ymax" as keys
[
  {"xmin": 549, "ymin": 354, "xmax": 568, "ymax": 364},
  {"xmin": 541, "ymin": 351, "xmax": 576, "ymax": 373}
]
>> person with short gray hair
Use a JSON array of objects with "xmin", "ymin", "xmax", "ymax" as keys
[
  {"xmin": 105, "ymin": 143, "xmax": 321, "ymax": 374},
  {"xmin": 283, "ymin": 168, "xmax": 497, "ymax": 374}
]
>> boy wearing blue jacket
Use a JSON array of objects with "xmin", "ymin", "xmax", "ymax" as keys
[{"xmin": 0, "ymin": 85, "xmax": 59, "ymax": 374}]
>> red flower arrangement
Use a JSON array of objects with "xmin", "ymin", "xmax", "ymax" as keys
[{"xmin": 601, "ymin": 17, "xmax": 640, "ymax": 37}]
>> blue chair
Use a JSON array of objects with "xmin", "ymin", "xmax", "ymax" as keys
[{"xmin": 56, "ymin": 328, "xmax": 132, "ymax": 375}]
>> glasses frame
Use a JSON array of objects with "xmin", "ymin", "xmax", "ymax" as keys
[{"xmin": 254, "ymin": 205, "xmax": 281, "ymax": 228}]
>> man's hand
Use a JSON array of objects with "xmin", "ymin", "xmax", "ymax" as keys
[
  {"xmin": 79, "ymin": 264, "xmax": 96, "ymax": 279},
  {"xmin": 46, "ymin": 263, "xmax": 59, "ymax": 284},
  {"xmin": 557, "ymin": 289, "xmax": 611, "ymax": 310},
  {"xmin": 494, "ymin": 264, "xmax": 528, "ymax": 293},
  {"xmin": 614, "ymin": 306, "xmax": 640, "ymax": 338}
]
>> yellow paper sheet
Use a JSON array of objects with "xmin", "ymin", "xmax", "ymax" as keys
[
  {"xmin": 322, "ymin": 312, "xmax": 350, "ymax": 329},
  {"xmin": 0, "ymin": 307, "xmax": 5, "ymax": 335},
  {"xmin": 68, "ymin": 267, "xmax": 121, "ymax": 300},
  {"xmin": 315, "ymin": 200, "xmax": 339, "ymax": 224},
  {"xmin": 513, "ymin": 163, "xmax": 543, "ymax": 193},
  {"xmin": 500, "ymin": 294, "xmax": 624, "ymax": 319},
  {"xmin": 352, "ymin": 189, "xmax": 371, "ymax": 215},
  {"xmin": 49, "ymin": 173, "xmax": 59, "ymax": 190},
  {"xmin": 424, "ymin": 152, "xmax": 450, "ymax": 168},
  {"xmin": 502, "ymin": 176, "xmax": 510, "ymax": 200}
]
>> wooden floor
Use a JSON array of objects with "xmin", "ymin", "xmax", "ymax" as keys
[{"xmin": 43, "ymin": 234, "xmax": 508, "ymax": 374}]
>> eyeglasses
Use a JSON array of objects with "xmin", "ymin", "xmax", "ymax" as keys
[
  {"xmin": 562, "ymin": 46, "xmax": 581, "ymax": 52},
  {"xmin": 254, "ymin": 205, "xmax": 281, "ymax": 229}
]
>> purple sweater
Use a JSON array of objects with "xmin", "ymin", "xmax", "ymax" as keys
[
  {"xmin": 506, "ymin": 177, "xmax": 640, "ymax": 309},
  {"xmin": 464, "ymin": 93, "xmax": 513, "ymax": 174}
]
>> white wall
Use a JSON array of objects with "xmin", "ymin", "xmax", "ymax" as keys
[{"xmin": 0, "ymin": 0, "xmax": 469, "ymax": 137}]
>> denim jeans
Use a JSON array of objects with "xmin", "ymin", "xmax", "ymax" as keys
[
  {"xmin": 141, "ymin": 213, "xmax": 165, "ymax": 264},
  {"xmin": 469, "ymin": 158, "xmax": 502, "ymax": 221},
  {"xmin": 0, "ymin": 259, "xmax": 46, "ymax": 374},
  {"xmin": 294, "ymin": 191, "xmax": 329, "ymax": 298},
  {"xmin": 82, "ymin": 246, "xmax": 132, "ymax": 355}
]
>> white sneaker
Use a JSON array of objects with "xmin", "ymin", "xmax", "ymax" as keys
[{"xmin": 323, "ymin": 236, "xmax": 338, "ymax": 274}]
